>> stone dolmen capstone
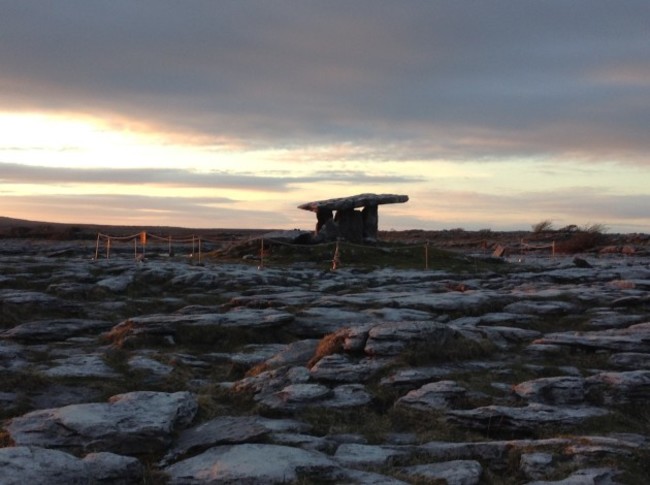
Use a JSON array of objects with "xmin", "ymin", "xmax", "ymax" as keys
[{"xmin": 298, "ymin": 193, "xmax": 408, "ymax": 243}]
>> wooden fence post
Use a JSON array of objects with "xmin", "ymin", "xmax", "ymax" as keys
[
  {"xmin": 424, "ymin": 241, "xmax": 429, "ymax": 270},
  {"xmin": 332, "ymin": 240, "xmax": 341, "ymax": 270}
]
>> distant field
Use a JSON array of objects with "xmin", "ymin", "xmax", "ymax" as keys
[{"xmin": 1, "ymin": 216, "xmax": 648, "ymax": 254}]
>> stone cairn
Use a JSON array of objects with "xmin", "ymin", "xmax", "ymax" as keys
[{"xmin": 298, "ymin": 193, "xmax": 409, "ymax": 243}]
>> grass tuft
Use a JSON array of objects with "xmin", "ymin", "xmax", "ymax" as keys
[{"xmin": 307, "ymin": 330, "xmax": 348, "ymax": 369}]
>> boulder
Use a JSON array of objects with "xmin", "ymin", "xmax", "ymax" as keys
[
  {"xmin": 82, "ymin": 451, "xmax": 144, "ymax": 483},
  {"xmin": 6, "ymin": 391, "xmax": 198, "ymax": 455},
  {"xmin": 0, "ymin": 446, "xmax": 143, "ymax": 485}
]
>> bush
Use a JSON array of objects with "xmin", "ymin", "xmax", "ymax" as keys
[
  {"xmin": 532, "ymin": 220, "xmax": 554, "ymax": 233},
  {"xmin": 555, "ymin": 223, "xmax": 608, "ymax": 253}
]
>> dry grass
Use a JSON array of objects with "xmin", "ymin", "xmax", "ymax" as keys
[{"xmin": 307, "ymin": 330, "xmax": 348, "ymax": 368}]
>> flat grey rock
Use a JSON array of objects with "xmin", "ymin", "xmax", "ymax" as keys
[
  {"xmin": 399, "ymin": 459, "xmax": 483, "ymax": 485},
  {"xmin": 585, "ymin": 370, "xmax": 650, "ymax": 405},
  {"xmin": 2, "ymin": 240, "xmax": 649, "ymax": 483},
  {"xmin": 233, "ymin": 366, "xmax": 311, "ymax": 399},
  {"xmin": 298, "ymin": 193, "xmax": 408, "ymax": 212},
  {"xmin": 520, "ymin": 452, "xmax": 554, "ymax": 480},
  {"xmin": 339, "ymin": 469, "xmax": 409, "ymax": 484},
  {"xmin": 504, "ymin": 300, "xmax": 577, "ymax": 316},
  {"xmin": 334, "ymin": 443, "xmax": 413, "ymax": 467},
  {"xmin": 105, "ymin": 308, "xmax": 295, "ymax": 346},
  {"xmin": 513, "ymin": 376, "xmax": 587, "ymax": 405},
  {"xmin": 161, "ymin": 416, "xmax": 270, "ymax": 465},
  {"xmin": 42, "ymin": 353, "xmax": 121, "ymax": 379},
  {"xmin": 263, "ymin": 339, "xmax": 320, "ymax": 369},
  {"xmin": 0, "ymin": 446, "xmax": 143, "ymax": 485},
  {"xmin": 447, "ymin": 403, "xmax": 608, "ymax": 433},
  {"xmin": 210, "ymin": 343, "xmax": 287, "ymax": 367},
  {"xmin": 261, "ymin": 382, "xmax": 372, "ymax": 411},
  {"xmin": 165, "ymin": 444, "xmax": 342, "ymax": 484},
  {"xmin": 380, "ymin": 366, "xmax": 457, "ymax": 388},
  {"xmin": 321, "ymin": 383, "xmax": 373, "ymax": 408},
  {"xmin": 0, "ymin": 318, "xmax": 112, "ymax": 342},
  {"xmin": 6, "ymin": 391, "xmax": 198, "ymax": 455},
  {"xmin": 310, "ymin": 354, "xmax": 391, "ymax": 382},
  {"xmin": 0, "ymin": 340, "xmax": 28, "ymax": 370},
  {"xmin": 128, "ymin": 354, "xmax": 174, "ymax": 378},
  {"xmin": 525, "ymin": 467, "xmax": 622, "ymax": 485},
  {"xmin": 608, "ymin": 352, "xmax": 650, "ymax": 369},
  {"xmin": 292, "ymin": 307, "xmax": 373, "ymax": 336},
  {"xmin": 365, "ymin": 320, "xmax": 455, "ymax": 356},
  {"xmin": 534, "ymin": 322, "xmax": 650, "ymax": 353},
  {"xmin": 396, "ymin": 380, "xmax": 468, "ymax": 411},
  {"xmin": 29, "ymin": 385, "xmax": 103, "ymax": 409}
]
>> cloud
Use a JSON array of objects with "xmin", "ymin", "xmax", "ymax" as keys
[
  {"xmin": 0, "ymin": 162, "xmax": 423, "ymax": 190},
  {"xmin": 4, "ymin": 192, "xmax": 292, "ymax": 228},
  {"xmin": 1, "ymin": 1, "xmax": 648, "ymax": 163},
  {"xmin": 404, "ymin": 185, "xmax": 650, "ymax": 232},
  {"xmin": 0, "ymin": 163, "xmax": 289, "ymax": 190}
]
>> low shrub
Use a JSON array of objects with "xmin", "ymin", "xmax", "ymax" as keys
[{"xmin": 532, "ymin": 220, "xmax": 555, "ymax": 233}]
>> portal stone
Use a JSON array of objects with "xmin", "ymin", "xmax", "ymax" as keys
[{"xmin": 298, "ymin": 193, "xmax": 408, "ymax": 243}]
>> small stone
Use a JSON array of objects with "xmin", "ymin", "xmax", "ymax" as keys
[
  {"xmin": 396, "ymin": 380, "xmax": 468, "ymax": 411},
  {"xmin": 520, "ymin": 452, "xmax": 554, "ymax": 480},
  {"xmin": 400, "ymin": 459, "xmax": 483, "ymax": 485}
]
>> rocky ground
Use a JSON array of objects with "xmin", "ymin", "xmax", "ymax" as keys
[{"xmin": 1, "ymin": 231, "xmax": 649, "ymax": 484}]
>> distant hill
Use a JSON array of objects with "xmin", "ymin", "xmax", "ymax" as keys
[{"xmin": 0, "ymin": 216, "xmax": 271, "ymax": 241}]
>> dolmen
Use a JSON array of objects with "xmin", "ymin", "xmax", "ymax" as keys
[{"xmin": 298, "ymin": 193, "xmax": 409, "ymax": 243}]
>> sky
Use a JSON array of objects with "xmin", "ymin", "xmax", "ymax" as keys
[{"xmin": 1, "ymin": 1, "xmax": 649, "ymax": 233}]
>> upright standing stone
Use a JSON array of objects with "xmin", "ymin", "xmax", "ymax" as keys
[
  {"xmin": 362, "ymin": 205, "xmax": 379, "ymax": 241},
  {"xmin": 316, "ymin": 209, "xmax": 333, "ymax": 233},
  {"xmin": 335, "ymin": 209, "xmax": 364, "ymax": 242}
]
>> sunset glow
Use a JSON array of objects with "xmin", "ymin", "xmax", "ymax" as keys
[{"xmin": 1, "ymin": 2, "xmax": 648, "ymax": 232}]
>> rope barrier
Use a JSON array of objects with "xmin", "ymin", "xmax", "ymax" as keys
[
  {"xmin": 520, "ymin": 239, "xmax": 556, "ymax": 259},
  {"xmin": 92, "ymin": 229, "xmax": 509, "ymax": 270},
  {"xmin": 94, "ymin": 230, "xmax": 212, "ymax": 262}
]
